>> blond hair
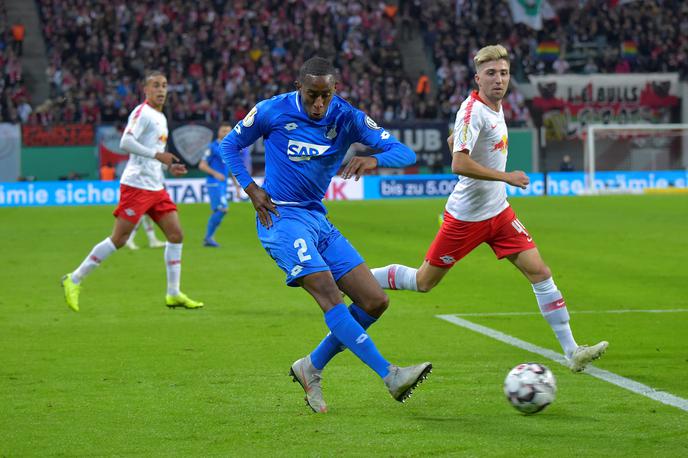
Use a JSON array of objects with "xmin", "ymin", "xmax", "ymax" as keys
[{"xmin": 474, "ymin": 45, "xmax": 509, "ymax": 69}]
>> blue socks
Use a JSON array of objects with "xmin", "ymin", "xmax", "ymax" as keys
[
  {"xmin": 318, "ymin": 303, "xmax": 389, "ymax": 378},
  {"xmin": 205, "ymin": 210, "xmax": 225, "ymax": 240},
  {"xmin": 311, "ymin": 304, "xmax": 377, "ymax": 370}
]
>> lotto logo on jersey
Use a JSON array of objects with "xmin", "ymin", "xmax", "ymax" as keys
[{"xmin": 287, "ymin": 140, "xmax": 330, "ymax": 161}]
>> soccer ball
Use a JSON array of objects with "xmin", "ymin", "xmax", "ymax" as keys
[{"xmin": 503, "ymin": 362, "xmax": 556, "ymax": 414}]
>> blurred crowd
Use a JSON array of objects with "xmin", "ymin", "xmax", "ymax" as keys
[
  {"xmin": 419, "ymin": 0, "xmax": 688, "ymax": 123},
  {"xmin": 26, "ymin": 0, "xmax": 419, "ymax": 126},
  {"xmin": 0, "ymin": 2, "xmax": 30, "ymax": 124},
  {"xmin": 1, "ymin": 0, "xmax": 687, "ymax": 127}
]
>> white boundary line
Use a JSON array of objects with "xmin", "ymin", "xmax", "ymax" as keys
[
  {"xmin": 452, "ymin": 308, "xmax": 688, "ymax": 317},
  {"xmin": 436, "ymin": 314, "xmax": 688, "ymax": 413}
]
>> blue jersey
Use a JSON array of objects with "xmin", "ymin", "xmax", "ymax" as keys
[
  {"xmin": 220, "ymin": 92, "xmax": 415, "ymax": 212},
  {"xmin": 203, "ymin": 140, "xmax": 230, "ymax": 184}
]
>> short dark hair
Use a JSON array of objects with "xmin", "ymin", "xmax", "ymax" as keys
[{"xmin": 298, "ymin": 57, "xmax": 336, "ymax": 82}]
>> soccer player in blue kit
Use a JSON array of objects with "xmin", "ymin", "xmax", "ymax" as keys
[
  {"xmin": 221, "ymin": 57, "xmax": 432, "ymax": 413},
  {"xmin": 198, "ymin": 123, "xmax": 244, "ymax": 247}
]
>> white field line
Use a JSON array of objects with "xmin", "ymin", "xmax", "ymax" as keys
[
  {"xmin": 452, "ymin": 309, "xmax": 688, "ymax": 317},
  {"xmin": 436, "ymin": 314, "xmax": 688, "ymax": 413}
]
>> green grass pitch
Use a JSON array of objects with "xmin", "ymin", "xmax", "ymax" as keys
[{"xmin": 1, "ymin": 195, "xmax": 687, "ymax": 456}]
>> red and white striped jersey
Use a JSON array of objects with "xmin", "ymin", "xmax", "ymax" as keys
[
  {"xmin": 120, "ymin": 102, "xmax": 168, "ymax": 191},
  {"xmin": 446, "ymin": 91, "xmax": 509, "ymax": 222}
]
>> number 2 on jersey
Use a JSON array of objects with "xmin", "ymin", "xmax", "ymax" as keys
[{"xmin": 293, "ymin": 238, "xmax": 312, "ymax": 262}]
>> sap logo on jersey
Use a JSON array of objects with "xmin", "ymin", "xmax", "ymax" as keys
[{"xmin": 287, "ymin": 140, "xmax": 329, "ymax": 162}]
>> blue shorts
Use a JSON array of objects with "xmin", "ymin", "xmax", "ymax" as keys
[
  {"xmin": 257, "ymin": 206, "xmax": 365, "ymax": 287},
  {"xmin": 207, "ymin": 182, "xmax": 228, "ymax": 211}
]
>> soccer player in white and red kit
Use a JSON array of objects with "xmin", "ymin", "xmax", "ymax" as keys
[
  {"xmin": 61, "ymin": 71, "xmax": 203, "ymax": 311},
  {"xmin": 371, "ymin": 45, "xmax": 608, "ymax": 372}
]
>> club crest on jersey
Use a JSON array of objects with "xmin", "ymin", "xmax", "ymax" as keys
[
  {"xmin": 492, "ymin": 135, "xmax": 508, "ymax": 155},
  {"xmin": 440, "ymin": 255, "xmax": 455, "ymax": 265},
  {"xmin": 325, "ymin": 125, "xmax": 337, "ymax": 139},
  {"xmin": 365, "ymin": 116, "xmax": 381, "ymax": 130},
  {"xmin": 242, "ymin": 106, "xmax": 258, "ymax": 127},
  {"xmin": 287, "ymin": 139, "xmax": 329, "ymax": 162}
]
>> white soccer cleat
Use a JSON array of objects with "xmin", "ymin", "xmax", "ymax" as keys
[
  {"xmin": 568, "ymin": 341, "xmax": 609, "ymax": 372},
  {"xmin": 384, "ymin": 362, "xmax": 432, "ymax": 402},
  {"xmin": 148, "ymin": 238, "xmax": 166, "ymax": 248},
  {"xmin": 125, "ymin": 239, "xmax": 139, "ymax": 250},
  {"xmin": 289, "ymin": 355, "xmax": 327, "ymax": 413}
]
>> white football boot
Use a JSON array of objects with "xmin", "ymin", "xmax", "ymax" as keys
[
  {"xmin": 383, "ymin": 362, "xmax": 432, "ymax": 402},
  {"xmin": 289, "ymin": 355, "xmax": 327, "ymax": 413},
  {"xmin": 568, "ymin": 341, "xmax": 609, "ymax": 372}
]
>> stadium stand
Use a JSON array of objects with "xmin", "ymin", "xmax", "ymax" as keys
[
  {"xmin": 417, "ymin": 0, "xmax": 688, "ymax": 121},
  {"xmin": 4, "ymin": 0, "xmax": 687, "ymax": 127},
  {"xmin": 30, "ymin": 0, "xmax": 420, "ymax": 125},
  {"xmin": 0, "ymin": 0, "xmax": 29, "ymax": 124}
]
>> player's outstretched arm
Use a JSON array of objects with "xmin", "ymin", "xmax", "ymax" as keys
[
  {"xmin": 353, "ymin": 111, "xmax": 416, "ymax": 171},
  {"xmin": 245, "ymin": 183, "xmax": 279, "ymax": 229}
]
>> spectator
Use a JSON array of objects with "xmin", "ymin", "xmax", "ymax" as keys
[
  {"xmin": 100, "ymin": 162, "xmax": 116, "ymax": 180},
  {"xmin": 16, "ymin": 97, "xmax": 32, "ymax": 122},
  {"xmin": 11, "ymin": 22, "xmax": 24, "ymax": 57},
  {"xmin": 553, "ymin": 53, "xmax": 570, "ymax": 74},
  {"xmin": 583, "ymin": 57, "xmax": 599, "ymax": 74},
  {"xmin": 560, "ymin": 154, "xmax": 575, "ymax": 172},
  {"xmin": 416, "ymin": 71, "xmax": 431, "ymax": 101}
]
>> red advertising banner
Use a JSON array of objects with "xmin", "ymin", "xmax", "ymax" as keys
[
  {"xmin": 528, "ymin": 73, "xmax": 680, "ymax": 141},
  {"xmin": 22, "ymin": 124, "xmax": 94, "ymax": 146}
]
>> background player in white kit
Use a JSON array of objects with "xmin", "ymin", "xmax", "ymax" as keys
[
  {"xmin": 124, "ymin": 215, "xmax": 166, "ymax": 250},
  {"xmin": 61, "ymin": 71, "xmax": 203, "ymax": 311},
  {"xmin": 371, "ymin": 45, "xmax": 608, "ymax": 372}
]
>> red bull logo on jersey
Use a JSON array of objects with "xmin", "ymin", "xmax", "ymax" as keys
[
  {"xmin": 287, "ymin": 139, "xmax": 330, "ymax": 162},
  {"xmin": 492, "ymin": 135, "xmax": 508, "ymax": 154}
]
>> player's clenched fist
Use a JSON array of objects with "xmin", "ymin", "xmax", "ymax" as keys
[{"xmin": 505, "ymin": 170, "xmax": 529, "ymax": 189}]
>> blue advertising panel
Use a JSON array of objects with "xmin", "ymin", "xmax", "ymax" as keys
[
  {"xmin": 2, "ymin": 171, "xmax": 686, "ymax": 207},
  {"xmin": 546, "ymin": 171, "xmax": 688, "ymax": 196},
  {"xmin": 0, "ymin": 181, "xmax": 120, "ymax": 207},
  {"xmin": 364, "ymin": 174, "xmax": 546, "ymax": 199}
]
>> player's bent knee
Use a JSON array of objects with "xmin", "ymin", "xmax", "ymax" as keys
[
  {"xmin": 166, "ymin": 230, "xmax": 184, "ymax": 243},
  {"xmin": 529, "ymin": 265, "xmax": 552, "ymax": 283},
  {"xmin": 366, "ymin": 292, "xmax": 389, "ymax": 316}
]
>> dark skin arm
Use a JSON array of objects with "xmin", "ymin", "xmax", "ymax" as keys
[{"xmin": 341, "ymin": 156, "xmax": 378, "ymax": 181}]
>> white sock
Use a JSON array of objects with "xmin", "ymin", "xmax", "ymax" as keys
[
  {"xmin": 142, "ymin": 216, "xmax": 159, "ymax": 243},
  {"xmin": 371, "ymin": 264, "xmax": 418, "ymax": 291},
  {"xmin": 71, "ymin": 237, "xmax": 117, "ymax": 284},
  {"xmin": 532, "ymin": 277, "xmax": 578, "ymax": 357},
  {"xmin": 165, "ymin": 242, "xmax": 182, "ymax": 296}
]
